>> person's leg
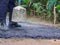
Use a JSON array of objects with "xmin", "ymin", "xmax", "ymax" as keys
[
  {"xmin": 8, "ymin": 0, "xmax": 15, "ymax": 23},
  {"xmin": 8, "ymin": 0, "xmax": 21, "ymax": 27},
  {"xmin": 0, "ymin": 0, "xmax": 9, "ymax": 30}
]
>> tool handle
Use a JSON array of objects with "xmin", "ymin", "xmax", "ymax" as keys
[{"xmin": 18, "ymin": 0, "xmax": 21, "ymax": 6}]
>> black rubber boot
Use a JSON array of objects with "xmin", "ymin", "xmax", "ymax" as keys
[{"xmin": 9, "ymin": 21, "xmax": 21, "ymax": 28}]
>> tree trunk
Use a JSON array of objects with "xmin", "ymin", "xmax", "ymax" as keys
[{"xmin": 53, "ymin": 4, "xmax": 57, "ymax": 25}]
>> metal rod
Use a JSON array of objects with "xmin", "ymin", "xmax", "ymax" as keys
[{"xmin": 18, "ymin": 0, "xmax": 21, "ymax": 6}]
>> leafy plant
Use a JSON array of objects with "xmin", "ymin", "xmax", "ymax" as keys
[
  {"xmin": 17, "ymin": 0, "xmax": 60, "ymax": 22},
  {"xmin": 32, "ymin": 2, "xmax": 44, "ymax": 14},
  {"xmin": 56, "ymin": 5, "xmax": 60, "ymax": 12},
  {"xmin": 47, "ymin": 0, "xmax": 57, "ymax": 11}
]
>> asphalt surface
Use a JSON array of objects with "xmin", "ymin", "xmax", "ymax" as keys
[{"xmin": 0, "ymin": 22, "xmax": 60, "ymax": 39}]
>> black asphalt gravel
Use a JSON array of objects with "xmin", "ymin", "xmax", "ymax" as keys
[{"xmin": 0, "ymin": 22, "xmax": 60, "ymax": 39}]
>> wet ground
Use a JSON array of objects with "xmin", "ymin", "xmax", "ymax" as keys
[{"xmin": 0, "ymin": 22, "xmax": 60, "ymax": 39}]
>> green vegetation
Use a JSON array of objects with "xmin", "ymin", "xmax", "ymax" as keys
[{"xmin": 16, "ymin": 0, "xmax": 60, "ymax": 24}]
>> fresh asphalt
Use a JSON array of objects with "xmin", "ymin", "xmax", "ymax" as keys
[{"xmin": 0, "ymin": 22, "xmax": 60, "ymax": 39}]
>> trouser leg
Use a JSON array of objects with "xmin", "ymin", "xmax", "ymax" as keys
[
  {"xmin": 8, "ymin": 0, "xmax": 15, "ymax": 23},
  {"xmin": 9, "ymin": 11, "xmax": 13, "ymax": 23},
  {"xmin": 0, "ymin": 0, "xmax": 9, "ymax": 24},
  {"xmin": 0, "ymin": 0, "xmax": 9, "ymax": 30}
]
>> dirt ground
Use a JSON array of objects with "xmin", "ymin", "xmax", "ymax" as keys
[
  {"xmin": 27, "ymin": 16, "xmax": 60, "ymax": 27},
  {"xmin": 0, "ymin": 38, "xmax": 60, "ymax": 45}
]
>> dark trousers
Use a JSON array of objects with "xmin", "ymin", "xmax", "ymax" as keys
[
  {"xmin": 0, "ymin": 0, "xmax": 15, "ymax": 24},
  {"xmin": 8, "ymin": 0, "xmax": 15, "ymax": 22}
]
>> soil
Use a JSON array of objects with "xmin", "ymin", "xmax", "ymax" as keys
[
  {"xmin": 26, "ymin": 16, "xmax": 60, "ymax": 27},
  {"xmin": 0, "ymin": 38, "xmax": 60, "ymax": 45}
]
